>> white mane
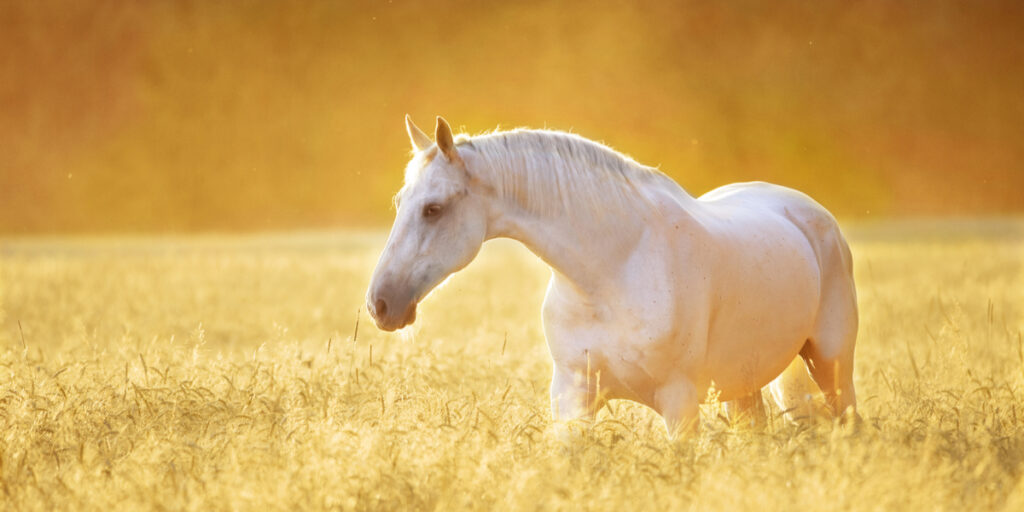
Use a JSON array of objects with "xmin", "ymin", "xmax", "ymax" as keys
[
  {"xmin": 466, "ymin": 129, "xmax": 676, "ymax": 218},
  {"xmin": 409, "ymin": 128, "xmax": 680, "ymax": 218}
]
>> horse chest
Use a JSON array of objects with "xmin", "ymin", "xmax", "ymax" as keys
[{"xmin": 542, "ymin": 271, "xmax": 692, "ymax": 400}]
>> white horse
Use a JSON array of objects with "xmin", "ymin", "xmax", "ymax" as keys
[{"xmin": 367, "ymin": 116, "xmax": 858, "ymax": 436}]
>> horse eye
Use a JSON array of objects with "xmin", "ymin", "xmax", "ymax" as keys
[{"xmin": 423, "ymin": 203, "xmax": 443, "ymax": 218}]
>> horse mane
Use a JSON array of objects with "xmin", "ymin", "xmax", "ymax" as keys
[{"xmin": 451, "ymin": 128, "xmax": 674, "ymax": 218}]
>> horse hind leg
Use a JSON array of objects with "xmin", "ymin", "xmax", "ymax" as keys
[
  {"xmin": 800, "ymin": 280, "xmax": 859, "ymax": 418},
  {"xmin": 800, "ymin": 340, "xmax": 856, "ymax": 419},
  {"xmin": 723, "ymin": 390, "xmax": 767, "ymax": 428},
  {"xmin": 800, "ymin": 224, "xmax": 859, "ymax": 420},
  {"xmin": 768, "ymin": 356, "xmax": 830, "ymax": 422}
]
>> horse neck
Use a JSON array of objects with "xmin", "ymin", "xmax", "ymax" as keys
[
  {"xmin": 475, "ymin": 143, "xmax": 661, "ymax": 295},
  {"xmin": 498, "ymin": 208, "xmax": 646, "ymax": 295}
]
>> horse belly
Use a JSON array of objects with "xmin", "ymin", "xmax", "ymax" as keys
[{"xmin": 700, "ymin": 232, "xmax": 821, "ymax": 400}]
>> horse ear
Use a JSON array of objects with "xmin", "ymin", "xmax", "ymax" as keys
[
  {"xmin": 405, "ymin": 114, "xmax": 432, "ymax": 151},
  {"xmin": 435, "ymin": 116, "xmax": 459, "ymax": 162}
]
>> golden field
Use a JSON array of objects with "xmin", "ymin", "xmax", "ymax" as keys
[{"xmin": 0, "ymin": 220, "xmax": 1022, "ymax": 510}]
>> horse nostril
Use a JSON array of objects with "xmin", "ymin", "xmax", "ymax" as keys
[{"xmin": 375, "ymin": 298, "xmax": 388, "ymax": 317}]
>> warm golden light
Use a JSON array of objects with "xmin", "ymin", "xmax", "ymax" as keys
[
  {"xmin": 2, "ymin": 1, "xmax": 1021, "ymax": 233},
  {"xmin": 2, "ymin": 4, "xmax": 1023, "ymax": 510}
]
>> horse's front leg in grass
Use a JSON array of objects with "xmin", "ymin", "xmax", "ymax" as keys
[
  {"xmin": 550, "ymin": 366, "xmax": 606, "ymax": 443},
  {"xmin": 655, "ymin": 377, "xmax": 699, "ymax": 439}
]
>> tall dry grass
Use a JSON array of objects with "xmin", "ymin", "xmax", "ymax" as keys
[{"xmin": 0, "ymin": 221, "xmax": 1022, "ymax": 510}]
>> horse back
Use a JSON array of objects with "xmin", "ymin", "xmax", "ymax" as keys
[{"xmin": 698, "ymin": 181, "xmax": 852, "ymax": 279}]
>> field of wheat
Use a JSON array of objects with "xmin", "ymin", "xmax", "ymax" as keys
[{"xmin": 0, "ymin": 220, "xmax": 1022, "ymax": 511}]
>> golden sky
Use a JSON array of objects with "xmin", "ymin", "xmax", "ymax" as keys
[{"xmin": 2, "ymin": 0, "xmax": 1022, "ymax": 233}]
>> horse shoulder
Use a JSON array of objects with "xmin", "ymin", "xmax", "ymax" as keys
[{"xmin": 540, "ymin": 219, "xmax": 709, "ymax": 394}]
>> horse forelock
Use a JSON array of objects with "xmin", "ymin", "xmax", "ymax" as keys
[{"xmin": 403, "ymin": 147, "xmax": 438, "ymax": 185}]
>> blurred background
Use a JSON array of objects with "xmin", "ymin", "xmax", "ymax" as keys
[{"xmin": 1, "ymin": 0, "xmax": 1022, "ymax": 234}]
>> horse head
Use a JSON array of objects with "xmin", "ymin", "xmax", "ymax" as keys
[{"xmin": 366, "ymin": 115, "xmax": 490, "ymax": 331}]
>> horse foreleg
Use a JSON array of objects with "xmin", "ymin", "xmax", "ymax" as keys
[
  {"xmin": 549, "ymin": 366, "xmax": 605, "ymax": 442},
  {"xmin": 654, "ymin": 378, "xmax": 699, "ymax": 439}
]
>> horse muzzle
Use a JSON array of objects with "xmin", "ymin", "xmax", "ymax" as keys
[{"xmin": 366, "ymin": 291, "xmax": 418, "ymax": 332}]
